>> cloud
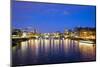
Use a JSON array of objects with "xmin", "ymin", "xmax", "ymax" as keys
[
  {"xmin": 45, "ymin": 8, "xmax": 70, "ymax": 16},
  {"xmin": 63, "ymin": 11, "xmax": 69, "ymax": 15}
]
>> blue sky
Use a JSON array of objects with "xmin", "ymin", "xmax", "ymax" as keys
[{"xmin": 12, "ymin": 1, "xmax": 96, "ymax": 33}]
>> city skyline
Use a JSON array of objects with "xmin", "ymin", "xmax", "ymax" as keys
[{"xmin": 12, "ymin": 1, "xmax": 96, "ymax": 33}]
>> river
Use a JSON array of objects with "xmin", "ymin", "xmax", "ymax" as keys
[{"xmin": 12, "ymin": 38, "xmax": 96, "ymax": 66}]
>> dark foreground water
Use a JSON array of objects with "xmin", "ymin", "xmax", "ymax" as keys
[{"xmin": 12, "ymin": 39, "xmax": 96, "ymax": 66}]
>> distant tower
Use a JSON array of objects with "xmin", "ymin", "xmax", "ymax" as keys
[
  {"xmin": 33, "ymin": 28, "xmax": 37, "ymax": 33},
  {"xmin": 64, "ymin": 28, "xmax": 68, "ymax": 34}
]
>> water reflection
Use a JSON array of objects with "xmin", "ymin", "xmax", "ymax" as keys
[
  {"xmin": 12, "ymin": 39, "xmax": 96, "ymax": 66},
  {"xmin": 79, "ymin": 41, "xmax": 96, "ymax": 61}
]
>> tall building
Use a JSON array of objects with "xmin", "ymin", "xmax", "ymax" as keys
[
  {"xmin": 33, "ymin": 28, "xmax": 37, "ymax": 33},
  {"xmin": 64, "ymin": 28, "xmax": 68, "ymax": 34}
]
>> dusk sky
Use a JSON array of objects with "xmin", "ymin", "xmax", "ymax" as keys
[{"xmin": 12, "ymin": 1, "xmax": 96, "ymax": 33}]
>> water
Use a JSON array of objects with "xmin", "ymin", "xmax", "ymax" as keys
[{"xmin": 12, "ymin": 39, "xmax": 96, "ymax": 66}]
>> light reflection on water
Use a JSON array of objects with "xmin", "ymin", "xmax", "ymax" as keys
[
  {"xmin": 79, "ymin": 42, "xmax": 96, "ymax": 61},
  {"xmin": 12, "ymin": 39, "xmax": 96, "ymax": 66}
]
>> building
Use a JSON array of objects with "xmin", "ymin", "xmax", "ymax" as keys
[
  {"xmin": 12, "ymin": 29, "xmax": 23, "ymax": 37},
  {"xmin": 75, "ymin": 27, "xmax": 96, "ymax": 39}
]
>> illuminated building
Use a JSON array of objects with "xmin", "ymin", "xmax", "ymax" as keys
[{"xmin": 75, "ymin": 27, "xmax": 96, "ymax": 40}]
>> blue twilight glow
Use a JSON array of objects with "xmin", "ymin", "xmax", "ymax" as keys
[{"xmin": 12, "ymin": 1, "xmax": 96, "ymax": 33}]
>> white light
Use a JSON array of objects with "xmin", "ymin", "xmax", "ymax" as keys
[{"xmin": 79, "ymin": 40, "xmax": 95, "ymax": 46}]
